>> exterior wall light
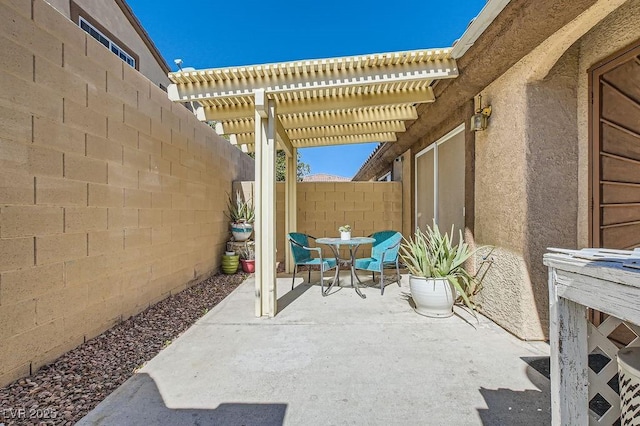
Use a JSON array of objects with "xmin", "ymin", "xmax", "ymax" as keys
[{"xmin": 470, "ymin": 95, "xmax": 492, "ymax": 131}]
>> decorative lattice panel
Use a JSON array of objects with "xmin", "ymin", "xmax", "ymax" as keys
[{"xmin": 588, "ymin": 315, "xmax": 640, "ymax": 425}]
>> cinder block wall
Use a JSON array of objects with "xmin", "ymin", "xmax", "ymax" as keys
[
  {"xmin": 0, "ymin": 0, "xmax": 254, "ymax": 386},
  {"xmin": 274, "ymin": 182, "xmax": 403, "ymax": 260}
]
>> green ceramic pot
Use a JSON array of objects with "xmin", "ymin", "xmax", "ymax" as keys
[{"xmin": 221, "ymin": 254, "xmax": 239, "ymax": 274}]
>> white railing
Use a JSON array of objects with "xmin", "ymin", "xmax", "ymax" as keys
[{"xmin": 544, "ymin": 249, "xmax": 640, "ymax": 426}]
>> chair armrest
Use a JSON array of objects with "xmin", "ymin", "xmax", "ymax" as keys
[
  {"xmin": 380, "ymin": 238, "xmax": 402, "ymax": 264},
  {"xmin": 288, "ymin": 238, "xmax": 321, "ymax": 254}
]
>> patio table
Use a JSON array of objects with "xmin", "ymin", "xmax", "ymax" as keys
[{"xmin": 316, "ymin": 237, "xmax": 375, "ymax": 299}]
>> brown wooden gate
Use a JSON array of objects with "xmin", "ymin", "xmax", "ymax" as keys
[
  {"xmin": 590, "ymin": 41, "xmax": 640, "ymax": 250},
  {"xmin": 589, "ymin": 41, "xmax": 640, "ymax": 328}
]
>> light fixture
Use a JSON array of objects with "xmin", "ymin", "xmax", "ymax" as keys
[
  {"xmin": 174, "ymin": 58, "xmax": 183, "ymax": 71},
  {"xmin": 470, "ymin": 94, "xmax": 492, "ymax": 131}
]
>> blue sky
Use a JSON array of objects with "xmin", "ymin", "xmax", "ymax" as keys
[{"xmin": 127, "ymin": 0, "xmax": 486, "ymax": 178}]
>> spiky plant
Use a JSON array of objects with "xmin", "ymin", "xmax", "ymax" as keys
[
  {"xmin": 400, "ymin": 222, "xmax": 479, "ymax": 311},
  {"xmin": 225, "ymin": 191, "xmax": 255, "ymax": 223}
]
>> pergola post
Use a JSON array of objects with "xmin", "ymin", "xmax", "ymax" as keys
[
  {"xmin": 285, "ymin": 147, "xmax": 297, "ymax": 273},
  {"xmin": 254, "ymin": 90, "xmax": 277, "ymax": 317}
]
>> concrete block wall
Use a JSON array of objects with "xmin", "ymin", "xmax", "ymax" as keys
[
  {"xmin": 274, "ymin": 182, "xmax": 403, "ymax": 261},
  {"xmin": 0, "ymin": 0, "xmax": 253, "ymax": 386}
]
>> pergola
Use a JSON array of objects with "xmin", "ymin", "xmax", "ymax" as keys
[{"xmin": 167, "ymin": 48, "xmax": 458, "ymax": 317}]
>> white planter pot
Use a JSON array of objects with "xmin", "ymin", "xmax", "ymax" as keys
[
  {"xmin": 231, "ymin": 222, "xmax": 253, "ymax": 242},
  {"xmin": 340, "ymin": 231, "xmax": 351, "ymax": 240},
  {"xmin": 409, "ymin": 276, "xmax": 456, "ymax": 318}
]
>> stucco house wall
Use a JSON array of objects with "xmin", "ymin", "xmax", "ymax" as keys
[
  {"xmin": 474, "ymin": 45, "xmax": 580, "ymax": 340},
  {"xmin": 473, "ymin": 0, "xmax": 639, "ymax": 339},
  {"xmin": 44, "ymin": 0, "xmax": 170, "ymax": 88}
]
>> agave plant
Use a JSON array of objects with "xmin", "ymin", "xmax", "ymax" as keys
[
  {"xmin": 239, "ymin": 246, "xmax": 255, "ymax": 260},
  {"xmin": 225, "ymin": 191, "xmax": 255, "ymax": 223},
  {"xmin": 400, "ymin": 222, "xmax": 480, "ymax": 311}
]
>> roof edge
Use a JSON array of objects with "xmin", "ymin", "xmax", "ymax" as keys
[
  {"xmin": 450, "ymin": 0, "xmax": 511, "ymax": 59},
  {"xmin": 115, "ymin": 0, "xmax": 171, "ymax": 75},
  {"xmin": 168, "ymin": 47, "xmax": 452, "ymax": 79},
  {"xmin": 353, "ymin": 0, "xmax": 511, "ymax": 181}
]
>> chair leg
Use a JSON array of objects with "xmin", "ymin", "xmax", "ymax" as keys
[
  {"xmin": 372, "ymin": 271, "xmax": 375, "ymax": 282},
  {"xmin": 308, "ymin": 267, "xmax": 311, "ymax": 284},
  {"xmin": 320, "ymin": 265, "xmax": 325, "ymax": 295},
  {"xmin": 380, "ymin": 269, "xmax": 385, "ymax": 295},
  {"xmin": 396, "ymin": 261, "xmax": 401, "ymax": 287},
  {"xmin": 291, "ymin": 264, "xmax": 297, "ymax": 290}
]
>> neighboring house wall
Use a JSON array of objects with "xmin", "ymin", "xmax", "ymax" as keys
[
  {"xmin": 0, "ymin": 0, "xmax": 253, "ymax": 387},
  {"xmin": 44, "ymin": 0, "xmax": 170, "ymax": 88}
]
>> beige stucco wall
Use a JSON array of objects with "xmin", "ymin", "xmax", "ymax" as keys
[
  {"xmin": 473, "ymin": 54, "xmax": 541, "ymax": 338},
  {"xmin": 473, "ymin": 0, "xmax": 638, "ymax": 340},
  {"xmin": 44, "ymin": 0, "xmax": 170, "ymax": 87},
  {"xmin": 0, "ymin": 0, "xmax": 253, "ymax": 387}
]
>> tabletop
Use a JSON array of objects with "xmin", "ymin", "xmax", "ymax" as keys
[{"xmin": 316, "ymin": 237, "xmax": 375, "ymax": 246}]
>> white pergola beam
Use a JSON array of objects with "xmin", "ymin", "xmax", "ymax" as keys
[
  {"xmin": 196, "ymin": 104, "xmax": 254, "ymax": 121},
  {"xmin": 282, "ymin": 106, "xmax": 418, "ymax": 128},
  {"xmin": 199, "ymin": 87, "xmax": 434, "ymax": 121},
  {"xmin": 217, "ymin": 119, "xmax": 254, "ymax": 134},
  {"xmin": 276, "ymin": 118, "xmax": 294, "ymax": 158},
  {"xmin": 287, "ymin": 121, "xmax": 406, "ymax": 139},
  {"xmin": 230, "ymin": 131, "xmax": 291, "ymax": 156},
  {"xmin": 232, "ymin": 133, "xmax": 256, "ymax": 144},
  {"xmin": 217, "ymin": 119, "xmax": 406, "ymax": 138},
  {"xmin": 168, "ymin": 59, "xmax": 456, "ymax": 102},
  {"xmin": 294, "ymin": 132, "xmax": 397, "ymax": 147},
  {"xmin": 231, "ymin": 131, "xmax": 398, "ymax": 149}
]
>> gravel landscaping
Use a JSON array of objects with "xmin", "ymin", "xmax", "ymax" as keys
[{"xmin": 0, "ymin": 272, "xmax": 247, "ymax": 425}]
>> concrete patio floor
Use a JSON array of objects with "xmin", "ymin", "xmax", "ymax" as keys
[{"xmin": 79, "ymin": 272, "xmax": 551, "ymax": 425}]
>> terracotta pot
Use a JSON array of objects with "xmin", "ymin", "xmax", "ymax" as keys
[
  {"xmin": 409, "ymin": 276, "xmax": 456, "ymax": 318},
  {"xmin": 240, "ymin": 259, "xmax": 255, "ymax": 273}
]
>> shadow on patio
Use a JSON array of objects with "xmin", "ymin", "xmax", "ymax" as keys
[
  {"xmin": 80, "ymin": 272, "xmax": 550, "ymax": 425},
  {"xmin": 77, "ymin": 373, "xmax": 286, "ymax": 426}
]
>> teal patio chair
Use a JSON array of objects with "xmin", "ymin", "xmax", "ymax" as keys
[
  {"xmin": 354, "ymin": 230, "xmax": 402, "ymax": 295},
  {"xmin": 288, "ymin": 232, "xmax": 338, "ymax": 296}
]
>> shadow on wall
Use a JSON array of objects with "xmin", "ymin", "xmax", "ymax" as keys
[
  {"xmin": 523, "ymin": 44, "xmax": 580, "ymax": 340},
  {"xmin": 78, "ymin": 373, "xmax": 287, "ymax": 426},
  {"xmin": 476, "ymin": 358, "xmax": 551, "ymax": 425}
]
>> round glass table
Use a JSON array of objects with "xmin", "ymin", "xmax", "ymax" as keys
[{"xmin": 315, "ymin": 236, "xmax": 375, "ymax": 298}]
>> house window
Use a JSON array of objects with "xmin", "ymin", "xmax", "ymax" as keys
[{"xmin": 79, "ymin": 17, "xmax": 136, "ymax": 68}]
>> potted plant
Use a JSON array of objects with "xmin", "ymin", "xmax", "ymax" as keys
[
  {"xmin": 339, "ymin": 225, "xmax": 352, "ymax": 240},
  {"xmin": 239, "ymin": 246, "xmax": 255, "ymax": 273},
  {"xmin": 226, "ymin": 190, "xmax": 255, "ymax": 242},
  {"xmin": 400, "ymin": 223, "xmax": 481, "ymax": 318},
  {"xmin": 221, "ymin": 251, "xmax": 239, "ymax": 274}
]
